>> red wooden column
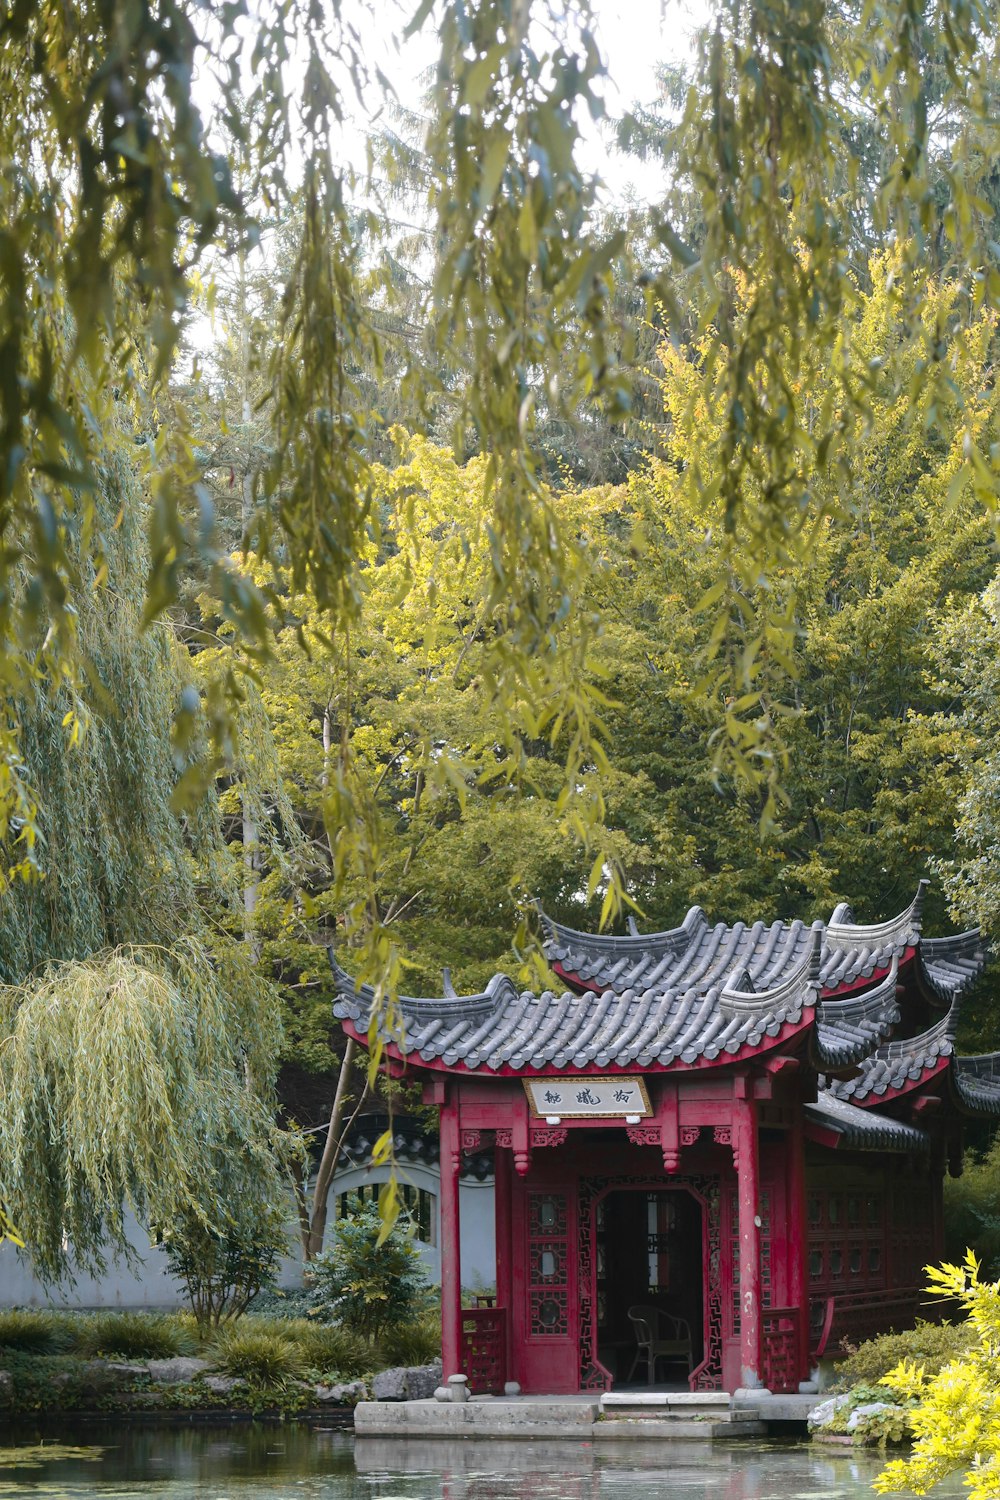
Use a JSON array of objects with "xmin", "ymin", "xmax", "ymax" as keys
[
  {"xmin": 494, "ymin": 1136, "xmax": 513, "ymax": 1373},
  {"xmin": 733, "ymin": 1087, "xmax": 764, "ymax": 1390},
  {"xmin": 439, "ymin": 1091, "xmax": 463, "ymax": 1379},
  {"xmin": 786, "ymin": 1110, "xmax": 809, "ymax": 1386}
]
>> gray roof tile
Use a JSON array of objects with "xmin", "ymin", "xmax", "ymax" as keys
[
  {"xmin": 953, "ymin": 1053, "xmax": 1000, "ymax": 1115},
  {"xmin": 330, "ymin": 884, "xmax": 989, "ymax": 1088},
  {"xmin": 806, "ymin": 1093, "xmax": 931, "ymax": 1152}
]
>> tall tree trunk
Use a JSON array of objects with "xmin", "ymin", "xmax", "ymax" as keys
[{"xmin": 303, "ymin": 1036, "xmax": 358, "ymax": 1260}]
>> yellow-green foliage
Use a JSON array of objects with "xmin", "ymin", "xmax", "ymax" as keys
[
  {"xmin": 876, "ymin": 1254, "xmax": 1000, "ymax": 1499},
  {"xmin": 836, "ymin": 1320, "xmax": 974, "ymax": 1390}
]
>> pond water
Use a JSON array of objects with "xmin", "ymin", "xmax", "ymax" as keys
[{"xmin": 0, "ymin": 1423, "xmax": 967, "ymax": 1500}]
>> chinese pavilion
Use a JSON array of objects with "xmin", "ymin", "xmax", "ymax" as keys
[{"xmin": 331, "ymin": 880, "xmax": 1000, "ymax": 1396}]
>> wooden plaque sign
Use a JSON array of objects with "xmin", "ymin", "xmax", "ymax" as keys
[{"xmin": 523, "ymin": 1075, "xmax": 652, "ymax": 1119}]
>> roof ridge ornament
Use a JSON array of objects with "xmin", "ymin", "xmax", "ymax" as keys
[
  {"xmin": 719, "ymin": 922, "xmax": 823, "ymax": 1019},
  {"xmin": 328, "ymin": 948, "xmax": 517, "ymax": 1024},
  {"xmin": 826, "ymin": 879, "xmax": 929, "ymax": 950}
]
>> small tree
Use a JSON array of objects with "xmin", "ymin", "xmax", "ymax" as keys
[
  {"xmin": 307, "ymin": 1195, "xmax": 429, "ymax": 1344},
  {"xmin": 161, "ymin": 1189, "xmax": 288, "ymax": 1333},
  {"xmin": 875, "ymin": 1253, "xmax": 999, "ymax": 1500}
]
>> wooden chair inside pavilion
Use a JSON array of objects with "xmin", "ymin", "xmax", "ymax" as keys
[{"xmin": 625, "ymin": 1305, "xmax": 695, "ymax": 1385}]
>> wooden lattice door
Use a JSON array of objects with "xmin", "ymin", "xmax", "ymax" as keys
[{"xmin": 512, "ymin": 1183, "xmax": 579, "ymax": 1393}]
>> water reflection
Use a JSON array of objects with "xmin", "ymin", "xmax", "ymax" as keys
[{"xmin": 0, "ymin": 1423, "xmax": 968, "ymax": 1499}]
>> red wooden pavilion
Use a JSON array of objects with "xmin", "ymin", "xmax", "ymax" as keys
[{"xmin": 332, "ymin": 880, "xmax": 1000, "ymax": 1395}]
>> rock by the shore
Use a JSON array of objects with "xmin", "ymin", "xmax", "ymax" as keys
[
  {"xmin": 147, "ymin": 1357, "xmax": 211, "ymax": 1384},
  {"xmin": 314, "ymin": 1378, "xmax": 368, "ymax": 1405},
  {"xmin": 807, "ymin": 1393, "xmax": 851, "ymax": 1429},
  {"xmin": 106, "ymin": 1362, "xmax": 151, "ymax": 1383},
  {"xmin": 372, "ymin": 1361, "xmax": 442, "ymax": 1401},
  {"xmin": 846, "ymin": 1401, "xmax": 898, "ymax": 1432},
  {"xmin": 203, "ymin": 1374, "xmax": 247, "ymax": 1396}
]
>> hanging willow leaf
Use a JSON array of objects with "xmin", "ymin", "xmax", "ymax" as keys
[{"xmin": 0, "ymin": 940, "xmax": 281, "ymax": 1281}]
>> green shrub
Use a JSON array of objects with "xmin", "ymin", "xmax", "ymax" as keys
[
  {"xmin": 835, "ymin": 1319, "xmax": 974, "ymax": 1389},
  {"xmin": 249, "ymin": 1286, "xmax": 313, "ymax": 1320},
  {"xmin": 377, "ymin": 1313, "xmax": 441, "ymax": 1368},
  {"xmin": 944, "ymin": 1139, "xmax": 1000, "ymax": 1272},
  {"xmin": 210, "ymin": 1324, "xmax": 306, "ymax": 1387},
  {"xmin": 70, "ymin": 1311, "xmax": 192, "ymax": 1360},
  {"xmin": 160, "ymin": 1192, "xmax": 287, "ymax": 1332},
  {"xmin": 294, "ymin": 1321, "xmax": 369, "ymax": 1377},
  {"xmin": 0, "ymin": 1309, "xmax": 72, "ymax": 1355},
  {"xmin": 307, "ymin": 1196, "xmax": 430, "ymax": 1343}
]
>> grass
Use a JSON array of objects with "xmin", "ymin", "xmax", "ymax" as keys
[
  {"xmin": 0, "ymin": 1305, "xmax": 439, "ymax": 1393},
  {"xmin": 209, "ymin": 1324, "xmax": 307, "ymax": 1388},
  {"xmin": 69, "ymin": 1311, "xmax": 196, "ymax": 1360},
  {"xmin": 0, "ymin": 1309, "xmax": 72, "ymax": 1355},
  {"xmin": 376, "ymin": 1312, "xmax": 441, "ymax": 1368}
]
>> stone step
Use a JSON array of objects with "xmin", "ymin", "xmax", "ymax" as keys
[{"xmin": 600, "ymin": 1391, "xmax": 732, "ymax": 1421}]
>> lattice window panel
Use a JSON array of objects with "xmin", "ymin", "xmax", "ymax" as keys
[
  {"xmin": 529, "ymin": 1192, "xmax": 567, "ymax": 1237},
  {"xmin": 530, "ymin": 1287, "xmax": 569, "ymax": 1335},
  {"xmin": 529, "ymin": 1240, "xmax": 566, "ymax": 1283},
  {"xmin": 809, "ymin": 1186, "xmax": 886, "ymax": 1297},
  {"xmin": 527, "ymin": 1192, "xmax": 570, "ymax": 1337}
]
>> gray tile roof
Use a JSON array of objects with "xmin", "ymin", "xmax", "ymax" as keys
[
  {"xmin": 806, "ymin": 1092, "xmax": 931, "ymax": 1152},
  {"xmin": 541, "ymin": 881, "xmax": 981, "ymax": 1005},
  {"xmin": 953, "ymin": 1053, "xmax": 1000, "ymax": 1116},
  {"xmin": 824, "ymin": 1004, "xmax": 958, "ymax": 1104},
  {"xmin": 813, "ymin": 959, "xmax": 901, "ymax": 1069},
  {"xmin": 330, "ymin": 884, "xmax": 989, "ymax": 1096},
  {"xmin": 341, "ymin": 1114, "xmax": 493, "ymax": 1180}
]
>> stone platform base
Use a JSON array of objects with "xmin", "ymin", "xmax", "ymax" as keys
[{"xmin": 353, "ymin": 1391, "xmax": 781, "ymax": 1440}]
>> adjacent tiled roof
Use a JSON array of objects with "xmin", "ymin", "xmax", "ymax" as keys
[
  {"xmin": 541, "ymin": 881, "xmax": 980, "ymax": 1007},
  {"xmin": 825, "ymin": 1004, "xmax": 958, "ymax": 1105},
  {"xmin": 813, "ymin": 959, "xmax": 900, "ymax": 1070},
  {"xmin": 805, "ymin": 1092, "xmax": 931, "ymax": 1153},
  {"xmin": 330, "ymin": 885, "xmax": 988, "ymax": 1094},
  {"xmin": 952, "ymin": 1053, "xmax": 1000, "ymax": 1117}
]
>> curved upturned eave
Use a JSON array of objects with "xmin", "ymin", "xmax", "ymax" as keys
[
  {"xmin": 824, "ymin": 1000, "xmax": 959, "ymax": 1108},
  {"xmin": 811, "ymin": 957, "xmax": 901, "ymax": 1070},
  {"xmin": 951, "ymin": 1052, "xmax": 1000, "ymax": 1116},
  {"xmin": 826, "ymin": 879, "xmax": 928, "ymax": 951},
  {"xmin": 328, "ymin": 951, "xmax": 520, "ymax": 1023},
  {"xmin": 339, "ymin": 1009, "xmax": 817, "ymax": 1078},
  {"xmin": 539, "ymin": 903, "xmax": 707, "ymax": 962}
]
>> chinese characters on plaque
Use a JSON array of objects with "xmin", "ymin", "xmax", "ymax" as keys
[{"xmin": 523, "ymin": 1075, "xmax": 652, "ymax": 1118}]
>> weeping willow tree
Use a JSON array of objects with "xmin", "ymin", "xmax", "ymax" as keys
[{"xmin": 0, "ymin": 425, "xmax": 285, "ymax": 1279}]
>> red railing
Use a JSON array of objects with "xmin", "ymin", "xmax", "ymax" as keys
[
  {"xmin": 810, "ymin": 1288, "xmax": 926, "ymax": 1358},
  {"xmin": 460, "ymin": 1306, "xmax": 507, "ymax": 1394},
  {"xmin": 762, "ymin": 1306, "xmax": 801, "ymax": 1393}
]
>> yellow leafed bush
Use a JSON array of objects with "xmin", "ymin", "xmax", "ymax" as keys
[{"xmin": 875, "ymin": 1253, "xmax": 1000, "ymax": 1499}]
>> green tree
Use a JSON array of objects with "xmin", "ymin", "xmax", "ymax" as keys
[{"xmin": 308, "ymin": 1195, "xmax": 430, "ymax": 1344}]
